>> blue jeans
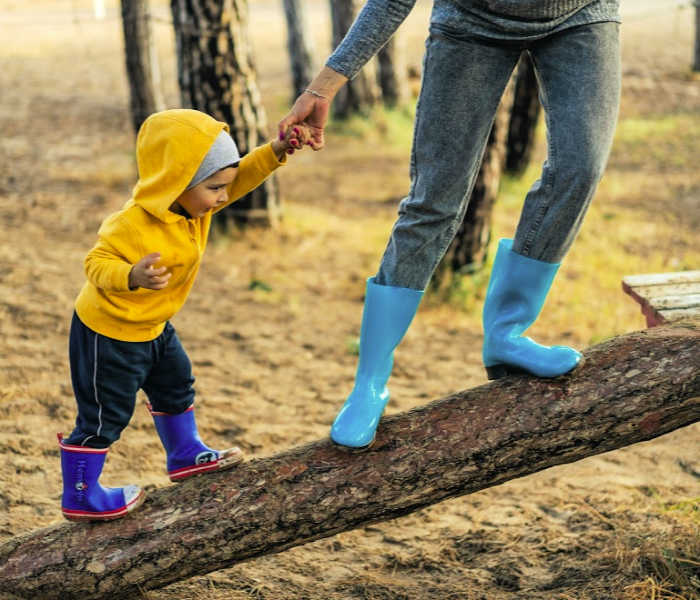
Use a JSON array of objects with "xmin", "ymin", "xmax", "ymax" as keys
[
  {"xmin": 375, "ymin": 9, "xmax": 620, "ymax": 289},
  {"xmin": 65, "ymin": 312, "xmax": 195, "ymax": 448}
]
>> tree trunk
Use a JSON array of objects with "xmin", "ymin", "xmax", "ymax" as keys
[
  {"xmin": 434, "ymin": 76, "xmax": 516, "ymax": 284},
  {"xmin": 377, "ymin": 36, "xmax": 409, "ymax": 108},
  {"xmin": 93, "ymin": 0, "xmax": 106, "ymax": 19},
  {"xmin": 171, "ymin": 0, "xmax": 280, "ymax": 229},
  {"xmin": 694, "ymin": 2, "xmax": 700, "ymax": 72},
  {"xmin": 282, "ymin": 0, "xmax": 315, "ymax": 101},
  {"xmin": 1, "ymin": 323, "xmax": 698, "ymax": 600},
  {"xmin": 329, "ymin": 0, "xmax": 380, "ymax": 119},
  {"xmin": 120, "ymin": 0, "xmax": 165, "ymax": 133},
  {"xmin": 505, "ymin": 52, "xmax": 541, "ymax": 175}
]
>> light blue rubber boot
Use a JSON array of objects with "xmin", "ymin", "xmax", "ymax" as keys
[
  {"xmin": 482, "ymin": 238, "xmax": 582, "ymax": 380},
  {"xmin": 331, "ymin": 277, "xmax": 423, "ymax": 449}
]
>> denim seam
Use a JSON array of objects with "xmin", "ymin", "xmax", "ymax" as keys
[
  {"xmin": 521, "ymin": 51, "xmax": 556, "ymax": 257},
  {"xmin": 413, "ymin": 40, "xmax": 516, "ymax": 281},
  {"xmin": 408, "ymin": 37, "xmax": 432, "ymax": 194},
  {"xmin": 425, "ymin": 227, "xmax": 459, "ymax": 282},
  {"xmin": 425, "ymin": 126, "xmax": 493, "ymax": 279}
]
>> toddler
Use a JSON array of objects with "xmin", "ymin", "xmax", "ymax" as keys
[{"xmin": 59, "ymin": 109, "xmax": 308, "ymax": 520}]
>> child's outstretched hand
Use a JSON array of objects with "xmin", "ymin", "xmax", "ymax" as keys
[
  {"xmin": 272, "ymin": 124, "xmax": 311, "ymax": 160},
  {"xmin": 129, "ymin": 252, "xmax": 171, "ymax": 290}
]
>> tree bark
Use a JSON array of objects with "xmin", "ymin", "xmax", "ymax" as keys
[
  {"xmin": 120, "ymin": 0, "xmax": 165, "ymax": 133},
  {"xmin": 329, "ymin": 0, "xmax": 381, "ymax": 119},
  {"xmin": 377, "ymin": 36, "xmax": 409, "ymax": 108},
  {"xmin": 1, "ymin": 323, "xmax": 698, "ymax": 600},
  {"xmin": 282, "ymin": 0, "xmax": 315, "ymax": 101},
  {"xmin": 435, "ymin": 76, "xmax": 516, "ymax": 283},
  {"xmin": 171, "ymin": 0, "xmax": 280, "ymax": 228},
  {"xmin": 694, "ymin": 1, "xmax": 700, "ymax": 72},
  {"xmin": 505, "ymin": 52, "xmax": 541, "ymax": 175}
]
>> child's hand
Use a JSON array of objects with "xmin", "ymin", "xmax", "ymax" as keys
[
  {"xmin": 128, "ymin": 253, "xmax": 171, "ymax": 290},
  {"xmin": 271, "ymin": 124, "xmax": 311, "ymax": 159}
]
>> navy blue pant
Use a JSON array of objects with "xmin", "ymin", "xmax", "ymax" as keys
[{"xmin": 65, "ymin": 312, "xmax": 195, "ymax": 448}]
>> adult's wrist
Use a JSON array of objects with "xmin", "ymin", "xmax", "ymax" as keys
[{"xmin": 306, "ymin": 66, "xmax": 347, "ymax": 101}]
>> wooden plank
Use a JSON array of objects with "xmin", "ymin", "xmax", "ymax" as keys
[
  {"xmin": 658, "ymin": 307, "xmax": 700, "ymax": 323},
  {"xmin": 628, "ymin": 282, "xmax": 700, "ymax": 300},
  {"xmin": 622, "ymin": 271, "xmax": 700, "ymax": 327},
  {"xmin": 622, "ymin": 270, "xmax": 700, "ymax": 288},
  {"xmin": 651, "ymin": 294, "xmax": 700, "ymax": 310}
]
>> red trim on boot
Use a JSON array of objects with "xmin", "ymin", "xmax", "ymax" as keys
[
  {"xmin": 168, "ymin": 459, "xmax": 221, "ymax": 481},
  {"xmin": 145, "ymin": 402, "xmax": 195, "ymax": 417},
  {"xmin": 57, "ymin": 433, "xmax": 108, "ymax": 454},
  {"xmin": 61, "ymin": 490, "xmax": 145, "ymax": 521}
]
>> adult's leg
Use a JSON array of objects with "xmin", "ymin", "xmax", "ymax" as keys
[
  {"xmin": 513, "ymin": 22, "xmax": 621, "ymax": 261},
  {"xmin": 331, "ymin": 27, "xmax": 521, "ymax": 448},
  {"xmin": 375, "ymin": 28, "xmax": 521, "ymax": 290},
  {"xmin": 482, "ymin": 22, "xmax": 621, "ymax": 379}
]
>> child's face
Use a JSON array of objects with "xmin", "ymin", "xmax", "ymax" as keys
[{"xmin": 173, "ymin": 166, "xmax": 238, "ymax": 218}]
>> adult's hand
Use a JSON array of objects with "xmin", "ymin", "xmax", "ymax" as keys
[
  {"xmin": 278, "ymin": 93, "xmax": 330, "ymax": 151},
  {"xmin": 278, "ymin": 66, "xmax": 348, "ymax": 151}
]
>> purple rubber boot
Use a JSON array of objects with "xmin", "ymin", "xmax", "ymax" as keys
[
  {"xmin": 148, "ymin": 404, "xmax": 243, "ymax": 481},
  {"xmin": 59, "ymin": 434, "xmax": 144, "ymax": 521}
]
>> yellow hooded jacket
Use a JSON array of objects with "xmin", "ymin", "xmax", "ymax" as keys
[{"xmin": 75, "ymin": 109, "xmax": 285, "ymax": 342}]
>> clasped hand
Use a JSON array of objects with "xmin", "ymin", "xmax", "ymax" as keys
[{"xmin": 271, "ymin": 123, "xmax": 313, "ymax": 158}]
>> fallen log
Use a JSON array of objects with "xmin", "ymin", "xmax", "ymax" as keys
[{"xmin": 1, "ymin": 323, "xmax": 698, "ymax": 599}]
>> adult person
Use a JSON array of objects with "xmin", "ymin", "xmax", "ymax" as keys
[{"xmin": 279, "ymin": 0, "xmax": 621, "ymax": 449}]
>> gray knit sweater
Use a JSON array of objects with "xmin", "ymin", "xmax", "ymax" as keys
[
  {"xmin": 326, "ymin": 0, "xmax": 620, "ymax": 80},
  {"xmin": 472, "ymin": 0, "xmax": 592, "ymax": 19}
]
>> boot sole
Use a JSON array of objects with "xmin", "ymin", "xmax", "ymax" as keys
[
  {"xmin": 330, "ymin": 436, "xmax": 375, "ymax": 453},
  {"xmin": 486, "ymin": 357, "xmax": 585, "ymax": 380},
  {"xmin": 485, "ymin": 363, "xmax": 530, "ymax": 380},
  {"xmin": 170, "ymin": 447, "xmax": 244, "ymax": 482},
  {"xmin": 62, "ymin": 488, "xmax": 146, "ymax": 522}
]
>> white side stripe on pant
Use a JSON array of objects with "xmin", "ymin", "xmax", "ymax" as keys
[{"xmin": 93, "ymin": 332, "xmax": 103, "ymax": 439}]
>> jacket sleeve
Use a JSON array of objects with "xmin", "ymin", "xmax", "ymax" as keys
[
  {"xmin": 326, "ymin": 0, "xmax": 417, "ymax": 80},
  {"xmin": 84, "ymin": 214, "xmax": 138, "ymax": 292},
  {"xmin": 215, "ymin": 142, "xmax": 286, "ymax": 212}
]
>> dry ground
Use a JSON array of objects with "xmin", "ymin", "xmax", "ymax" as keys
[{"xmin": 0, "ymin": 1, "xmax": 698, "ymax": 599}]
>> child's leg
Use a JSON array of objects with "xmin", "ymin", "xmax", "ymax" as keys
[
  {"xmin": 61, "ymin": 312, "xmax": 149, "ymax": 519},
  {"xmin": 141, "ymin": 322, "xmax": 194, "ymax": 414},
  {"xmin": 142, "ymin": 323, "xmax": 242, "ymax": 481},
  {"xmin": 64, "ymin": 312, "xmax": 147, "ymax": 447}
]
